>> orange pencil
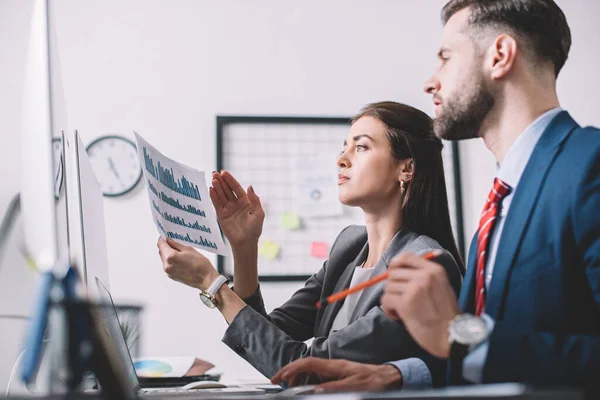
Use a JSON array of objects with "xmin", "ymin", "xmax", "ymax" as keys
[{"xmin": 315, "ymin": 249, "xmax": 443, "ymax": 309}]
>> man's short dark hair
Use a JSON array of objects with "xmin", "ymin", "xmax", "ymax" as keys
[{"xmin": 441, "ymin": 0, "xmax": 571, "ymax": 76}]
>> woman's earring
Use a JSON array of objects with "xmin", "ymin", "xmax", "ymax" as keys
[{"xmin": 400, "ymin": 180, "xmax": 406, "ymax": 194}]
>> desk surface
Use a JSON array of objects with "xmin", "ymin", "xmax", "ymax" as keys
[
  {"xmin": 342, "ymin": 384, "xmax": 584, "ymax": 400},
  {"xmin": 0, "ymin": 383, "xmax": 587, "ymax": 400}
]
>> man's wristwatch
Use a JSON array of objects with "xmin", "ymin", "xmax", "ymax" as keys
[
  {"xmin": 199, "ymin": 275, "xmax": 229, "ymax": 309},
  {"xmin": 448, "ymin": 314, "xmax": 488, "ymax": 378}
]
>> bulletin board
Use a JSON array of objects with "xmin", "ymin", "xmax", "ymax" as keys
[{"xmin": 216, "ymin": 116, "xmax": 464, "ymax": 282}]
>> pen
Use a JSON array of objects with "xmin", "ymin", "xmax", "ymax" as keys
[{"xmin": 315, "ymin": 249, "xmax": 443, "ymax": 309}]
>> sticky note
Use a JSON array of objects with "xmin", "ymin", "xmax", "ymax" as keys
[
  {"xmin": 280, "ymin": 212, "xmax": 301, "ymax": 230},
  {"xmin": 259, "ymin": 240, "xmax": 280, "ymax": 260},
  {"xmin": 310, "ymin": 241, "xmax": 329, "ymax": 259}
]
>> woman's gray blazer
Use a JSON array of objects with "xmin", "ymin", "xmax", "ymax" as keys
[{"xmin": 222, "ymin": 225, "xmax": 462, "ymax": 379}]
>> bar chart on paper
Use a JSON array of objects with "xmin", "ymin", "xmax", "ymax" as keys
[
  {"xmin": 154, "ymin": 217, "xmax": 216, "ymax": 248},
  {"xmin": 134, "ymin": 131, "xmax": 228, "ymax": 256},
  {"xmin": 152, "ymin": 201, "xmax": 211, "ymax": 233},
  {"xmin": 143, "ymin": 147, "xmax": 202, "ymax": 200},
  {"xmin": 148, "ymin": 180, "xmax": 207, "ymax": 217},
  {"xmin": 165, "ymin": 232, "xmax": 218, "ymax": 249}
]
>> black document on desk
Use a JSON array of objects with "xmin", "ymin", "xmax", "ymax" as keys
[{"xmin": 137, "ymin": 374, "xmax": 221, "ymax": 388}]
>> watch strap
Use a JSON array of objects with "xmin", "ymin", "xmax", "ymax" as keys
[
  {"xmin": 449, "ymin": 340, "xmax": 469, "ymax": 383},
  {"xmin": 447, "ymin": 314, "xmax": 488, "ymax": 384},
  {"xmin": 206, "ymin": 275, "xmax": 229, "ymax": 297}
]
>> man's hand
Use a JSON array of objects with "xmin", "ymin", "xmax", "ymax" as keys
[
  {"xmin": 271, "ymin": 358, "xmax": 402, "ymax": 393},
  {"xmin": 157, "ymin": 237, "xmax": 219, "ymax": 290},
  {"xmin": 381, "ymin": 252, "xmax": 461, "ymax": 359},
  {"xmin": 209, "ymin": 171, "xmax": 265, "ymax": 248}
]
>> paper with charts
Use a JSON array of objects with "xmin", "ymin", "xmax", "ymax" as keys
[{"xmin": 134, "ymin": 132, "xmax": 227, "ymax": 256}]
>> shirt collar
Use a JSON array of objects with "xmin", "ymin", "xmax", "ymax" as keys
[{"xmin": 496, "ymin": 107, "xmax": 563, "ymax": 189}]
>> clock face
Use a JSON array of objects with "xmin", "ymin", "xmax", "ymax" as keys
[
  {"xmin": 52, "ymin": 138, "xmax": 64, "ymax": 200},
  {"xmin": 86, "ymin": 135, "xmax": 142, "ymax": 197}
]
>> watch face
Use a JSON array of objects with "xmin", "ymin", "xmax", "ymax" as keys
[
  {"xmin": 453, "ymin": 315, "xmax": 488, "ymax": 345},
  {"xmin": 200, "ymin": 293, "xmax": 216, "ymax": 309}
]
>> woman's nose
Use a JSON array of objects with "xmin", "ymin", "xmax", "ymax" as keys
[{"xmin": 337, "ymin": 150, "xmax": 350, "ymax": 168}]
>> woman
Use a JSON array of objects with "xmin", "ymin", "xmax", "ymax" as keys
[{"xmin": 157, "ymin": 101, "xmax": 464, "ymax": 382}]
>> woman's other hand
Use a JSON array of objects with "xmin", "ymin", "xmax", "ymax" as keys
[{"xmin": 209, "ymin": 171, "xmax": 265, "ymax": 248}]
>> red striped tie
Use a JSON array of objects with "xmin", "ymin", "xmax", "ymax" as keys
[{"xmin": 475, "ymin": 178, "xmax": 511, "ymax": 316}]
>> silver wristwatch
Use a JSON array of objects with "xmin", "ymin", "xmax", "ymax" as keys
[
  {"xmin": 448, "ymin": 313, "xmax": 489, "ymax": 348},
  {"xmin": 199, "ymin": 275, "xmax": 229, "ymax": 309},
  {"xmin": 447, "ymin": 314, "xmax": 488, "ymax": 382}
]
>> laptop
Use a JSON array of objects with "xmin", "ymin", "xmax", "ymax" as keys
[{"xmin": 93, "ymin": 277, "xmax": 274, "ymax": 397}]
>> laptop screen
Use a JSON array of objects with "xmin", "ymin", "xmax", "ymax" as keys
[{"xmin": 94, "ymin": 277, "xmax": 142, "ymax": 392}]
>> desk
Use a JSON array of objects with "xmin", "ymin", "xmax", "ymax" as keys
[
  {"xmin": 343, "ymin": 384, "xmax": 584, "ymax": 399},
  {"xmin": 0, "ymin": 384, "xmax": 586, "ymax": 400}
]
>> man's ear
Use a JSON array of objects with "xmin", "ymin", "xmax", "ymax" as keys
[
  {"xmin": 487, "ymin": 34, "xmax": 518, "ymax": 80},
  {"xmin": 398, "ymin": 158, "xmax": 414, "ymax": 183}
]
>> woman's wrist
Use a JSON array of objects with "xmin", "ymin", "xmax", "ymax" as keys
[
  {"xmin": 215, "ymin": 285, "xmax": 246, "ymax": 323},
  {"xmin": 230, "ymin": 242, "xmax": 259, "ymax": 298},
  {"xmin": 232, "ymin": 245, "xmax": 259, "ymax": 276},
  {"xmin": 199, "ymin": 269, "xmax": 221, "ymax": 291},
  {"xmin": 231, "ymin": 241, "xmax": 259, "ymax": 257}
]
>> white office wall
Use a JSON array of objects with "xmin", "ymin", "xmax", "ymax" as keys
[{"xmin": 1, "ymin": 0, "xmax": 599, "ymax": 384}]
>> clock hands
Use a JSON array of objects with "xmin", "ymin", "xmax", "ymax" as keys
[
  {"xmin": 86, "ymin": 135, "xmax": 142, "ymax": 197},
  {"xmin": 108, "ymin": 157, "xmax": 120, "ymax": 179}
]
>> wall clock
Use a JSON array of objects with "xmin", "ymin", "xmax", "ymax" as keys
[{"xmin": 86, "ymin": 135, "xmax": 142, "ymax": 197}]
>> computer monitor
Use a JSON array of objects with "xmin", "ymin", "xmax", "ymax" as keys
[
  {"xmin": 13, "ymin": 0, "xmax": 70, "ymax": 273},
  {"xmin": 0, "ymin": 0, "xmax": 70, "ymax": 394},
  {"xmin": 19, "ymin": 0, "xmax": 58, "ymax": 272},
  {"xmin": 0, "ymin": 0, "xmax": 70, "ymax": 317},
  {"xmin": 65, "ymin": 130, "xmax": 111, "ymax": 293},
  {"xmin": 94, "ymin": 277, "xmax": 143, "ymax": 394},
  {"xmin": 11, "ymin": 126, "xmax": 113, "ymax": 394},
  {"xmin": 12, "ymin": 0, "xmax": 71, "ymax": 307}
]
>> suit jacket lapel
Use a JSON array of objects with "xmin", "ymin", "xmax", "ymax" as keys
[
  {"xmin": 349, "ymin": 229, "xmax": 412, "ymax": 322},
  {"xmin": 319, "ymin": 241, "xmax": 369, "ymax": 334},
  {"xmin": 484, "ymin": 111, "xmax": 578, "ymax": 319},
  {"xmin": 459, "ymin": 233, "xmax": 479, "ymax": 313}
]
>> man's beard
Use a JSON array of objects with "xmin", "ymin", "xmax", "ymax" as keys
[{"xmin": 433, "ymin": 75, "xmax": 495, "ymax": 141}]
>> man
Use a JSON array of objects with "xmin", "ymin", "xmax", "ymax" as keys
[{"xmin": 272, "ymin": 0, "xmax": 600, "ymax": 392}]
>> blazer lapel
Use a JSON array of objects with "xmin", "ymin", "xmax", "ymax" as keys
[
  {"xmin": 319, "ymin": 241, "xmax": 369, "ymax": 334},
  {"xmin": 459, "ymin": 233, "xmax": 479, "ymax": 313},
  {"xmin": 484, "ymin": 111, "xmax": 578, "ymax": 319},
  {"xmin": 349, "ymin": 229, "xmax": 412, "ymax": 322}
]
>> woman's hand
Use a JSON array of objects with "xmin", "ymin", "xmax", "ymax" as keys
[
  {"xmin": 158, "ymin": 237, "xmax": 247, "ymax": 323},
  {"xmin": 209, "ymin": 171, "xmax": 265, "ymax": 248},
  {"xmin": 157, "ymin": 237, "xmax": 220, "ymax": 290}
]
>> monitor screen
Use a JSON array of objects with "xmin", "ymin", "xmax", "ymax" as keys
[
  {"xmin": 93, "ymin": 277, "xmax": 141, "ymax": 392},
  {"xmin": 66, "ymin": 131, "xmax": 111, "ymax": 293}
]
